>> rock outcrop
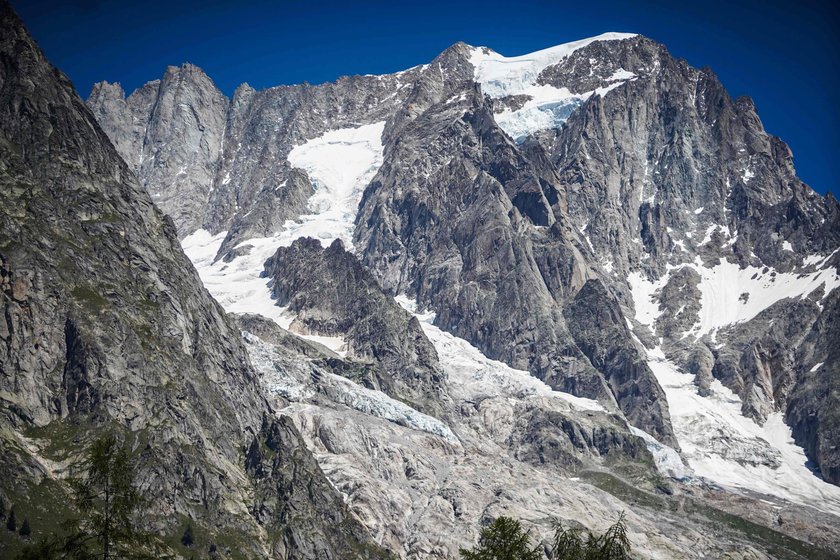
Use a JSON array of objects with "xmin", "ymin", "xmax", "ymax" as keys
[{"xmin": 263, "ymin": 237, "xmax": 448, "ymax": 417}]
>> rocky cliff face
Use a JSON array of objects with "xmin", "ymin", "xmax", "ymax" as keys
[
  {"xmin": 88, "ymin": 62, "xmax": 423, "ymax": 249},
  {"xmin": 83, "ymin": 22, "xmax": 840, "ymax": 559},
  {"xmin": 263, "ymin": 237, "xmax": 449, "ymax": 417},
  {"xmin": 532, "ymin": 35, "xmax": 840, "ymax": 483},
  {"xmin": 88, "ymin": 64, "xmax": 228, "ymax": 238},
  {"xmin": 0, "ymin": 4, "xmax": 389, "ymax": 557}
]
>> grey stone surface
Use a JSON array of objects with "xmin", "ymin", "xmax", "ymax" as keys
[
  {"xmin": 0, "ymin": 4, "xmax": 389, "ymax": 557},
  {"xmin": 263, "ymin": 237, "xmax": 449, "ymax": 417}
]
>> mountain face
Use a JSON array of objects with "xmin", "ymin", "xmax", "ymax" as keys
[
  {"xmin": 263, "ymin": 237, "xmax": 449, "ymax": 417},
  {"xmin": 87, "ymin": 65, "xmax": 228, "ymax": 238},
  {"xmin": 0, "ymin": 4, "xmax": 389, "ymax": 558},
  {"xmin": 4, "ymin": 9, "xmax": 835, "ymax": 558}
]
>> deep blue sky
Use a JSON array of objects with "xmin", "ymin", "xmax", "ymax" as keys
[{"xmin": 12, "ymin": 0, "xmax": 839, "ymax": 195}]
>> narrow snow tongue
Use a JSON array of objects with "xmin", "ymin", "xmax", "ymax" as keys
[{"xmin": 284, "ymin": 120, "xmax": 387, "ymax": 250}]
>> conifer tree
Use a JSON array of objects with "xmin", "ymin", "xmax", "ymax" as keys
[
  {"xmin": 19, "ymin": 517, "xmax": 31, "ymax": 538},
  {"xmin": 6, "ymin": 507, "xmax": 16, "ymax": 532},
  {"xmin": 70, "ymin": 433, "xmax": 144, "ymax": 559},
  {"xmin": 549, "ymin": 512, "xmax": 631, "ymax": 560},
  {"xmin": 459, "ymin": 516, "xmax": 542, "ymax": 560}
]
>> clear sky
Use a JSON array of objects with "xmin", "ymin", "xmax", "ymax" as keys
[{"xmin": 12, "ymin": 0, "xmax": 839, "ymax": 195}]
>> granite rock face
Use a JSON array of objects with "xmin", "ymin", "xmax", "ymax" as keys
[
  {"xmin": 0, "ymin": 4, "xmax": 388, "ymax": 557},
  {"xmin": 89, "ymin": 63, "xmax": 228, "ymax": 237},
  {"xmin": 534, "ymin": 36, "xmax": 840, "ymax": 483},
  {"xmin": 263, "ymin": 237, "xmax": 449, "ymax": 417},
  {"xmin": 353, "ymin": 42, "xmax": 677, "ymax": 446}
]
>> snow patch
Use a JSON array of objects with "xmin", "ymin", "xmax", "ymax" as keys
[
  {"xmin": 395, "ymin": 296, "xmax": 605, "ymax": 412},
  {"xmin": 469, "ymin": 33, "xmax": 636, "ymax": 98},
  {"xmin": 742, "ymin": 168, "xmax": 755, "ymax": 182},
  {"xmin": 627, "ymin": 271, "xmax": 669, "ymax": 329},
  {"xmin": 688, "ymin": 258, "xmax": 838, "ymax": 337},
  {"xmin": 286, "ymin": 121, "xmax": 386, "ymax": 250},
  {"xmin": 468, "ymin": 34, "xmax": 637, "ymax": 140},
  {"xmin": 647, "ymin": 347, "xmax": 840, "ymax": 515},
  {"xmin": 627, "ymin": 258, "xmax": 840, "ymax": 338}
]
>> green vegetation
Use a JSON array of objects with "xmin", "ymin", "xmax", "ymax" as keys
[
  {"xmin": 459, "ymin": 517, "xmax": 543, "ymax": 560},
  {"xmin": 459, "ymin": 514, "xmax": 632, "ymax": 560},
  {"xmin": 13, "ymin": 433, "xmax": 168, "ymax": 560},
  {"xmin": 551, "ymin": 513, "xmax": 630, "ymax": 560}
]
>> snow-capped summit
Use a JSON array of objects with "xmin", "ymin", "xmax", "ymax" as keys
[{"xmin": 468, "ymin": 32, "xmax": 637, "ymax": 98}]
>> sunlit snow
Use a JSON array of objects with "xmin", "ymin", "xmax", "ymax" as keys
[
  {"xmin": 647, "ymin": 347, "xmax": 840, "ymax": 515},
  {"xmin": 628, "ymin": 257, "xmax": 840, "ymax": 337},
  {"xmin": 468, "ymin": 33, "xmax": 637, "ymax": 140},
  {"xmin": 469, "ymin": 33, "xmax": 637, "ymax": 98},
  {"xmin": 285, "ymin": 121, "xmax": 386, "ymax": 250},
  {"xmin": 629, "ymin": 426, "xmax": 692, "ymax": 481},
  {"xmin": 395, "ymin": 295, "xmax": 605, "ymax": 412},
  {"xmin": 182, "ymin": 121, "xmax": 387, "ymax": 349}
]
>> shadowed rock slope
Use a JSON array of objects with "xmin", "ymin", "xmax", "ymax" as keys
[{"xmin": 0, "ymin": 4, "xmax": 389, "ymax": 558}]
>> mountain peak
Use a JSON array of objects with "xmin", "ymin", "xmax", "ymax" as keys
[{"xmin": 467, "ymin": 32, "xmax": 639, "ymax": 99}]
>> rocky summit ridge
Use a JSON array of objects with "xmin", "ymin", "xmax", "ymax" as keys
[{"xmin": 1, "ymin": 2, "xmax": 838, "ymax": 557}]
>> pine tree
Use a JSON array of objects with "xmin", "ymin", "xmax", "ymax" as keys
[
  {"xmin": 550, "ymin": 520, "xmax": 586, "ymax": 560},
  {"xmin": 181, "ymin": 523, "xmax": 194, "ymax": 547},
  {"xmin": 19, "ymin": 517, "xmax": 31, "ymax": 538},
  {"xmin": 6, "ymin": 507, "xmax": 16, "ymax": 532},
  {"xmin": 459, "ymin": 516, "xmax": 542, "ymax": 560},
  {"xmin": 549, "ymin": 512, "xmax": 631, "ymax": 560},
  {"xmin": 592, "ymin": 512, "xmax": 631, "ymax": 560},
  {"xmin": 62, "ymin": 432, "xmax": 154, "ymax": 559}
]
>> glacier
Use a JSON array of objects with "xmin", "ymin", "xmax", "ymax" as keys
[{"xmin": 468, "ymin": 33, "xmax": 638, "ymax": 140}]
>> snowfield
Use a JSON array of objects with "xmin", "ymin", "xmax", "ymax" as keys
[
  {"xmin": 183, "ymin": 121, "xmax": 387, "ymax": 351},
  {"xmin": 628, "ymin": 255, "xmax": 840, "ymax": 338},
  {"xmin": 468, "ymin": 33, "xmax": 638, "ymax": 140},
  {"xmin": 626, "ymin": 252, "xmax": 840, "ymax": 513},
  {"xmin": 286, "ymin": 121, "xmax": 386, "ymax": 250},
  {"xmin": 648, "ymin": 346, "xmax": 840, "ymax": 516},
  {"xmin": 469, "ymin": 33, "xmax": 637, "ymax": 98}
]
